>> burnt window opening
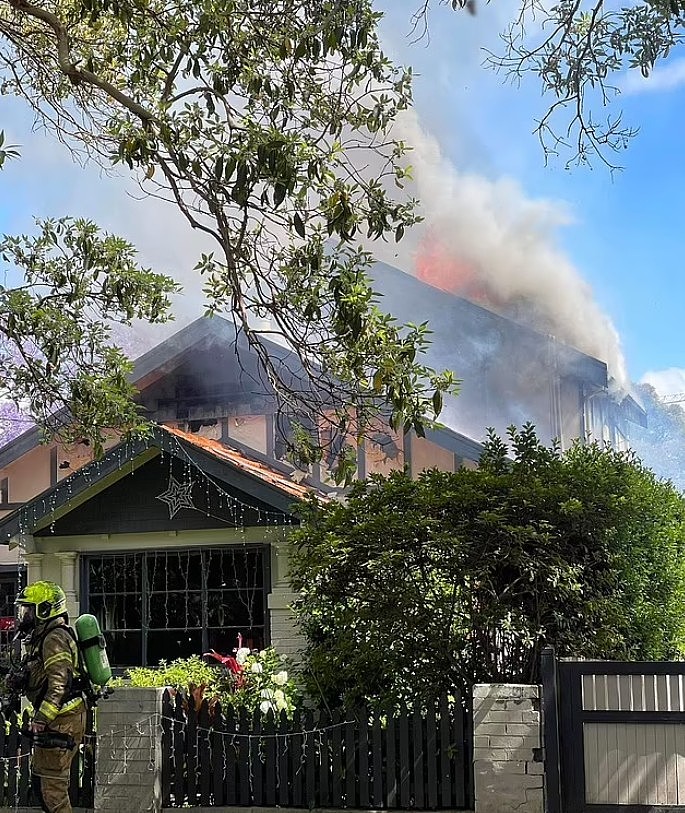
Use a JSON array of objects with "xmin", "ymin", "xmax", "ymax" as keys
[{"xmin": 83, "ymin": 546, "xmax": 268, "ymax": 667}]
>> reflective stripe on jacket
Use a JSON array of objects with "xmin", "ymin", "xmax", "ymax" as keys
[{"xmin": 25, "ymin": 619, "xmax": 83, "ymax": 725}]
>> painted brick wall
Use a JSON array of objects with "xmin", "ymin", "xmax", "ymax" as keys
[
  {"xmin": 473, "ymin": 684, "xmax": 544, "ymax": 813},
  {"xmin": 94, "ymin": 687, "xmax": 163, "ymax": 813}
]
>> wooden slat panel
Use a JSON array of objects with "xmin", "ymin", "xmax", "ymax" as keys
[
  {"xmin": 617, "ymin": 675, "xmax": 632, "ymax": 711},
  {"xmin": 606, "ymin": 676, "xmax": 619, "ymax": 711},
  {"xmin": 19, "ymin": 711, "xmax": 30, "ymax": 807},
  {"xmin": 225, "ymin": 707, "xmax": 237, "ymax": 806},
  {"xmin": 371, "ymin": 712, "xmax": 383, "ymax": 808},
  {"xmin": 412, "ymin": 706, "xmax": 425, "ymax": 809},
  {"xmin": 172, "ymin": 692, "xmax": 185, "ymax": 805},
  {"xmin": 584, "ymin": 720, "xmax": 599, "ymax": 802},
  {"xmin": 676, "ymin": 723, "xmax": 685, "ymax": 803},
  {"xmin": 630, "ymin": 675, "xmax": 643, "ymax": 712},
  {"xmin": 644, "ymin": 675, "xmax": 657, "ymax": 712},
  {"xmin": 605, "ymin": 718, "xmax": 619, "ymax": 803},
  {"xmin": 584, "ymin": 722, "xmax": 685, "ymax": 805},
  {"xmin": 263, "ymin": 708, "xmax": 276, "ymax": 806},
  {"xmin": 399, "ymin": 703, "xmax": 410, "ymax": 808},
  {"xmin": 7, "ymin": 712, "xmax": 19, "ymax": 807},
  {"xmin": 0, "ymin": 713, "xmax": 7, "ymax": 806},
  {"xmin": 345, "ymin": 716, "xmax": 356, "ymax": 807},
  {"xmin": 319, "ymin": 714, "xmax": 330, "ymax": 807},
  {"xmin": 290, "ymin": 709, "xmax": 303, "ymax": 807},
  {"xmin": 439, "ymin": 696, "xmax": 452, "ymax": 808},
  {"xmin": 330, "ymin": 709, "xmax": 342, "ymax": 807},
  {"xmin": 626, "ymin": 723, "xmax": 640, "ymax": 805},
  {"xmin": 426, "ymin": 700, "xmax": 438, "ymax": 810},
  {"xmin": 198, "ymin": 701, "xmax": 212, "ymax": 806},
  {"xmin": 237, "ymin": 708, "xmax": 250, "ymax": 805},
  {"xmin": 211, "ymin": 703, "xmax": 225, "ymax": 807},
  {"xmin": 358, "ymin": 707, "xmax": 369, "ymax": 808},
  {"xmin": 186, "ymin": 700, "xmax": 199, "ymax": 805},
  {"xmin": 304, "ymin": 711, "xmax": 316, "ymax": 808},
  {"xmin": 664, "ymin": 723, "xmax": 677, "ymax": 804},
  {"xmin": 278, "ymin": 709, "xmax": 290, "ymax": 807},
  {"xmin": 386, "ymin": 709, "xmax": 397, "ymax": 808},
  {"xmin": 656, "ymin": 674, "xmax": 670, "ymax": 712},
  {"xmin": 161, "ymin": 691, "xmax": 172, "ymax": 808},
  {"xmin": 251, "ymin": 710, "xmax": 263, "ymax": 806}
]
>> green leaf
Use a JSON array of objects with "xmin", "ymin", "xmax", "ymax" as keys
[{"xmin": 293, "ymin": 212, "xmax": 305, "ymax": 238}]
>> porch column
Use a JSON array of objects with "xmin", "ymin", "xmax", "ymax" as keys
[
  {"xmin": 55, "ymin": 551, "xmax": 79, "ymax": 618},
  {"xmin": 267, "ymin": 536, "xmax": 304, "ymax": 659},
  {"xmin": 22, "ymin": 553, "xmax": 45, "ymax": 583}
]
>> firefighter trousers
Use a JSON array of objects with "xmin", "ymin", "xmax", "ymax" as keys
[{"xmin": 32, "ymin": 705, "xmax": 87, "ymax": 813}]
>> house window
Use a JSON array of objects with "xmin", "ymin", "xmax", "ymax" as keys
[
  {"xmin": 83, "ymin": 546, "xmax": 268, "ymax": 667},
  {"xmin": 0, "ymin": 478, "xmax": 8, "ymax": 504}
]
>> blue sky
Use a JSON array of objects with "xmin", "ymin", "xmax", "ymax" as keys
[
  {"xmin": 1, "ymin": 0, "xmax": 684, "ymax": 395},
  {"xmin": 375, "ymin": 1, "xmax": 685, "ymax": 396}
]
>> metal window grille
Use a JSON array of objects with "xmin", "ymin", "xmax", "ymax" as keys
[{"xmin": 82, "ymin": 546, "xmax": 268, "ymax": 667}]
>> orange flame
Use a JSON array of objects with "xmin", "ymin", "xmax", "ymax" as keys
[{"xmin": 416, "ymin": 233, "xmax": 495, "ymax": 307}]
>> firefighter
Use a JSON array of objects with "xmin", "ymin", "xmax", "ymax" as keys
[{"xmin": 15, "ymin": 581, "xmax": 86, "ymax": 813}]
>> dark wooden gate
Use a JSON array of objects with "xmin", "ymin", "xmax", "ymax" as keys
[{"xmin": 542, "ymin": 647, "xmax": 685, "ymax": 813}]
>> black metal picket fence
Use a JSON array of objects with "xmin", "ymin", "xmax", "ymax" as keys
[
  {"xmin": 0, "ymin": 707, "xmax": 96, "ymax": 808},
  {"xmin": 161, "ymin": 691, "xmax": 472, "ymax": 809}
]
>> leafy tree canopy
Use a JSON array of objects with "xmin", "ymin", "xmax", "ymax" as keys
[
  {"xmin": 0, "ymin": 212, "xmax": 179, "ymax": 454},
  {"xmin": 0, "ymin": 0, "xmax": 458, "ymax": 481},
  {"xmin": 418, "ymin": 0, "xmax": 680, "ymax": 167},
  {"xmin": 290, "ymin": 423, "xmax": 685, "ymax": 710}
]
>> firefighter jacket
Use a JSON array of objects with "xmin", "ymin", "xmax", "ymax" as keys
[{"xmin": 24, "ymin": 618, "xmax": 84, "ymax": 725}]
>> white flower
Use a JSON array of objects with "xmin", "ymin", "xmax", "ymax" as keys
[
  {"xmin": 260, "ymin": 700, "xmax": 273, "ymax": 714},
  {"xmin": 273, "ymin": 689, "xmax": 285, "ymax": 703},
  {"xmin": 261, "ymin": 689, "xmax": 273, "ymax": 699},
  {"xmin": 236, "ymin": 647, "xmax": 250, "ymax": 665},
  {"xmin": 271, "ymin": 670, "xmax": 288, "ymax": 686},
  {"xmin": 250, "ymin": 662, "xmax": 263, "ymax": 673},
  {"xmin": 275, "ymin": 696, "xmax": 287, "ymax": 712}
]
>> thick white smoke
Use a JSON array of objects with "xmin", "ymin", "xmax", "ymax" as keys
[{"xmin": 373, "ymin": 110, "xmax": 628, "ymax": 388}]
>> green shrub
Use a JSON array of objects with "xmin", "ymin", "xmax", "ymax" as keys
[
  {"xmin": 115, "ymin": 649, "xmax": 304, "ymax": 716},
  {"xmin": 290, "ymin": 424, "xmax": 685, "ymax": 710}
]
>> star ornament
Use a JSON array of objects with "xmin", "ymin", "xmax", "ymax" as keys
[{"xmin": 156, "ymin": 476, "xmax": 196, "ymax": 519}]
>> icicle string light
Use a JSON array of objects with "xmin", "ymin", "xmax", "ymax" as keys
[
  {"xmin": 164, "ymin": 431, "xmax": 298, "ymax": 526},
  {"xmin": 160, "ymin": 712, "xmax": 355, "ymax": 741},
  {"xmin": 13, "ymin": 429, "xmax": 304, "ymax": 538}
]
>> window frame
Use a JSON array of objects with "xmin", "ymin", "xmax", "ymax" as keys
[{"xmin": 80, "ymin": 544, "xmax": 271, "ymax": 667}]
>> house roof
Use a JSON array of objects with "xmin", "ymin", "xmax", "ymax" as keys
[
  {"xmin": 0, "ymin": 314, "xmax": 305, "ymax": 469},
  {"xmin": 0, "ymin": 424, "xmax": 325, "ymax": 543},
  {"xmin": 163, "ymin": 425, "xmax": 316, "ymax": 502}
]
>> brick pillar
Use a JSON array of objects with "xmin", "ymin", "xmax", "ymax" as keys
[
  {"xmin": 473, "ymin": 684, "xmax": 544, "ymax": 813},
  {"xmin": 94, "ymin": 687, "xmax": 163, "ymax": 813}
]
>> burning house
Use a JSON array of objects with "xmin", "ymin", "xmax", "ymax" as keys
[
  {"xmin": 0, "ymin": 263, "xmax": 646, "ymax": 666},
  {"xmin": 371, "ymin": 262, "xmax": 645, "ymax": 451}
]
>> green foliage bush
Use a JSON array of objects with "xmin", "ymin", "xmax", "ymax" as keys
[
  {"xmin": 290, "ymin": 424, "xmax": 685, "ymax": 710},
  {"xmin": 115, "ymin": 649, "xmax": 303, "ymax": 716}
]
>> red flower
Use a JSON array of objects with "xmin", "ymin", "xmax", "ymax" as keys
[{"xmin": 203, "ymin": 650, "xmax": 242, "ymax": 674}]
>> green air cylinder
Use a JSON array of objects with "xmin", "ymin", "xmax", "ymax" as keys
[{"xmin": 74, "ymin": 613, "xmax": 112, "ymax": 687}]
